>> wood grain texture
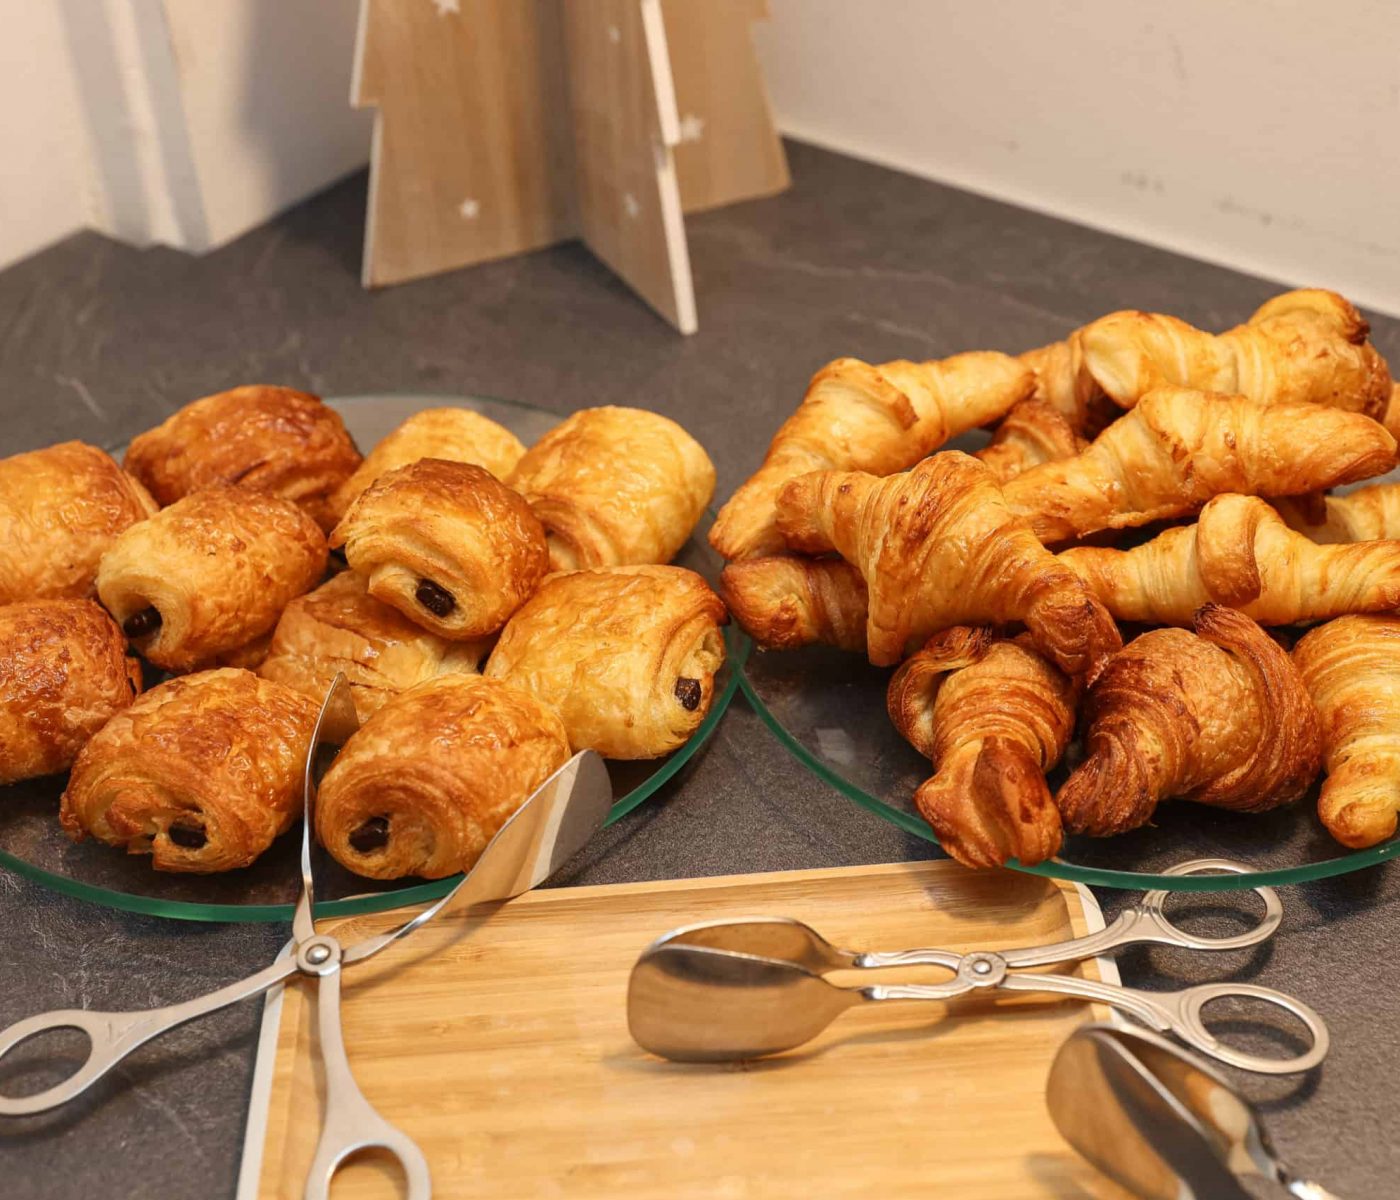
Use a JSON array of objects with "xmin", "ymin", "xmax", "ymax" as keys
[
  {"xmin": 252, "ymin": 861, "xmax": 1123, "ymax": 1198},
  {"xmin": 353, "ymin": 0, "xmax": 577, "ymax": 287},
  {"xmin": 664, "ymin": 0, "xmax": 790, "ymax": 214}
]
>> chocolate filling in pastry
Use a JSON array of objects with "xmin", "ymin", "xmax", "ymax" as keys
[
  {"xmin": 122, "ymin": 606, "xmax": 162, "ymax": 638},
  {"xmin": 349, "ymin": 815, "xmax": 390, "ymax": 853},
  {"xmin": 415, "ymin": 579, "xmax": 456, "ymax": 618},
  {"xmin": 674, "ymin": 676, "xmax": 702, "ymax": 711},
  {"xmin": 167, "ymin": 821, "xmax": 207, "ymax": 849}
]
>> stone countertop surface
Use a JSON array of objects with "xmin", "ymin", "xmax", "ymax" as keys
[{"xmin": 2, "ymin": 141, "xmax": 1398, "ymax": 1198}]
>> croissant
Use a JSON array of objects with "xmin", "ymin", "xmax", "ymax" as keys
[
  {"xmin": 720, "ymin": 557, "xmax": 868, "ymax": 653},
  {"xmin": 124, "ymin": 385, "xmax": 362, "ymax": 531},
  {"xmin": 710, "ymin": 352, "xmax": 1034, "ymax": 560},
  {"xmin": 0, "ymin": 600, "xmax": 141, "ymax": 784},
  {"xmin": 60, "ymin": 669, "xmax": 318, "ymax": 872},
  {"xmin": 1003, "ymin": 387, "xmax": 1396, "ymax": 543},
  {"xmin": 0, "ymin": 442, "xmax": 157, "ymax": 604},
  {"xmin": 775, "ymin": 453, "xmax": 1121, "ymax": 673},
  {"xmin": 1276, "ymin": 480, "xmax": 1400, "ymax": 544},
  {"xmin": 1079, "ymin": 288, "xmax": 1390, "ymax": 418},
  {"xmin": 508, "ymin": 406, "xmax": 715, "ymax": 571},
  {"xmin": 1294, "ymin": 615, "xmax": 1400, "ymax": 847},
  {"xmin": 315, "ymin": 674, "xmax": 571, "ymax": 879},
  {"xmin": 887, "ymin": 628, "xmax": 1077, "ymax": 867},
  {"xmin": 1056, "ymin": 605, "xmax": 1321, "ymax": 836},
  {"xmin": 486, "ymin": 565, "xmax": 727, "ymax": 758},
  {"xmin": 1060, "ymin": 493, "xmax": 1400, "ymax": 626},
  {"xmin": 327, "ymin": 407, "xmax": 526, "ymax": 523},
  {"xmin": 258, "ymin": 571, "xmax": 489, "ymax": 720},
  {"xmin": 975, "ymin": 399, "xmax": 1087, "ymax": 482},
  {"xmin": 1019, "ymin": 337, "xmax": 1116, "ymax": 436},
  {"xmin": 331, "ymin": 458, "xmax": 548, "ymax": 640},
  {"xmin": 96, "ymin": 487, "xmax": 327, "ymax": 670}
]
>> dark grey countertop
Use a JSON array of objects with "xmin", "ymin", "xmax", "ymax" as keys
[{"xmin": 2, "ymin": 141, "xmax": 1398, "ymax": 1198}]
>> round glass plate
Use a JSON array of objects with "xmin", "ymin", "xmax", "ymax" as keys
[
  {"xmin": 739, "ymin": 435, "xmax": 1400, "ymax": 892},
  {"xmin": 0, "ymin": 393, "xmax": 747, "ymax": 921}
]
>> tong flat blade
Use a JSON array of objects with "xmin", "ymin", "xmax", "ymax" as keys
[{"xmin": 295, "ymin": 673, "xmax": 361, "ymax": 944}]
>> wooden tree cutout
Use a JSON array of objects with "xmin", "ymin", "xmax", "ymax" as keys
[{"xmin": 352, "ymin": 0, "xmax": 788, "ymax": 333}]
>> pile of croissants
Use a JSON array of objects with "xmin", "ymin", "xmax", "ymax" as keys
[
  {"xmin": 0, "ymin": 388, "xmax": 724, "ymax": 879},
  {"xmin": 714, "ymin": 288, "xmax": 1400, "ymax": 868}
]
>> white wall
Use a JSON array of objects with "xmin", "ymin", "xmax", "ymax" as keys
[
  {"xmin": 0, "ymin": 0, "xmax": 370, "ymax": 271},
  {"xmin": 0, "ymin": 2, "xmax": 90, "ymax": 268},
  {"xmin": 755, "ymin": 0, "xmax": 1400, "ymax": 316}
]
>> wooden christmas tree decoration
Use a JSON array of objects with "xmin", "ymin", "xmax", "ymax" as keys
[{"xmin": 352, "ymin": 0, "xmax": 788, "ymax": 333}]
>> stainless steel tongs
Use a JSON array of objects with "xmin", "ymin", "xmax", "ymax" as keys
[{"xmin": 0, "ymin": 674, "xmax": 614, "ymax": 1199}]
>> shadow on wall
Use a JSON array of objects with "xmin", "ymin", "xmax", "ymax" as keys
[{"xmin": 57, "ymin": 0, "xmax": 370, "ymax": 259}]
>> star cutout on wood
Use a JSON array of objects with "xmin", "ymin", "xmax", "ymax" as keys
[
  {"xmin": 459, "ymin": 197, "xmax": 480, "ymax": 219},
  {"xmin": 623, "ymin": 192, "xmax": 640, "ymax": 219},
  {"xmin": 432, "ymin": 0, "xmax": 460, "ymax": 16},
  {"xmin": 678, "ymin": 113, "xmax": 706, "ymax": 143}
]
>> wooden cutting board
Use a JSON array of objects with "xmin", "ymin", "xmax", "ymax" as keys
[{"xmin": 239, "ymin": 862, "xmax": 1129, "ymax": 1198}]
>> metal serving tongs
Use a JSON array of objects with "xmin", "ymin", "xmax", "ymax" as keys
[
  {"xmin": 628, "ymin": 859, "xmax": 1329, "ymax": 1076},
  {"xmin": 1048, "ymin": 1023, "xmax": 1345, "ymax": 1199},
  {"xmin": 0, "ymin": 674, "xmax": 614, "ymax": 1199}
]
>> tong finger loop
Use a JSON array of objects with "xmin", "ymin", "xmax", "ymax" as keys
[
  {"xmin": 1160, "ymin": 982, "xmax": 1330, "ymax": 1076},
  {"xmin": 1140, "ymin": 858, "xmax": 1283, "ymax": 951}
]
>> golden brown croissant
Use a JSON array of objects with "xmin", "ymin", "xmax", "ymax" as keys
[
  {"xmin": 1061, "ymin": 493, "xmax": 1400, "ymax": 626},
  {"xmin": 710, "ymin": 353, "xmax": 1034, "ymax": 560},
  {"xmin": 328, "ymin": 407, "xmax": 526, "ymax": 523},
  {"xmin": 719, "ymin": 556, "xmax": 869, "ymax": 653},
  {"xmin": 975, "ymin": 399, "xmax": 1087, "ymax": 482},
  {"xmin": 1019, "ymin": 336, "xmax": 1117, "ymax": 436},
  {"xmin": 1079, "ymin": 288, "xmax": 1391, "ymax": 418},
  {"xmin": 315, "ymin": 674, "xmax": 571, "ymax": 879},
  {"xmin": 1294, "ymin": 615, "xmax": 1400, "ymax": 847},
  {"xmin": 1056, "ymin": 605, "xmax": 1321, "ymax": 836},
  {"xmin": 1003, "ymin": 387, "xmax": 1396, "ymax": 543},
  {"xmin": 258, "ymin": 571, "xmax": 489, "ymax": 720},
  {"xmin": 0, "ymin": 442, "xmax": 157, "ymax": 604},
  {"xmin": 96, "ymin": 487, "xmax": 327, "ymax": 671},
  {"xmin": 486, "ymin": 565, "xmax": 727, "ymax": 758},
  {"xmin": 508, "ymin": 406, "xmax": 715, "ymax": 570},
  {"xmin": 775, "ymin": 453, "xmax": 1122, "ymax": 673},
  {"xmin": 124, "ymin": 385, "xmax": 362, "ymax": 531},
  {"xmin": 887, "ymin": 628, "xmax": 1077, "ymax": 868},
  {"xmin": 331, "ymin": 458, "xmax": 547, "ymax": 640},
  {"xmin": 60, "ymin": 668, "xmax": 318, "ymax": 872},
  {"xmin": 0, "ymin": 600, "xmax": 141, "ymax": 784},
  {"xmin": 1276, "ymin": 480, "xmax": 1400, "ymax": 544}
]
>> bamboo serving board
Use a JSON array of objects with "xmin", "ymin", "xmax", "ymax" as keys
[{"xmin": 239, "ymin": 862, "xmax": 1129, "ymax": 1199}]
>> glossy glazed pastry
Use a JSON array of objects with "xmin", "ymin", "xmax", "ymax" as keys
[
  {"xmin": 327, "ymin": 407, "xmax": 526, "ymax": 523},
  {"xmin": 315, "ymin": 674, "xmax": 570, "ymax": 880},
  {"xmin": 0, "ymin": 600, "xmax": 141, "ymax": 785},
  {"xmin": 259, "ymin": 571, "xmax": 489, "ymax": 720},
  {"xmin": 96, "ymin": 487, "xmax": 327, "ymax": 671},
  {"xmin": 123, "ymin": 385, "xmax": 361, "ymax": 530},
  {"xmin": 1019, "ymin": 337, "xmax": 1116, "ymax": 437},
  {"xmin": 1294, "ymin": 615, "xmax": 1400, "ymax": 848},
  {"xmin": 486, "ymin": 565, "xmax": 728, "ymax": 759},
  {"xmin": 887, "ymin": 628, "xmax": 1077, "ymax": 868},
  {"xmin": 711, "ymin": 353, "xmax": 1033, "ymax": 560},
  {"xmin": 509, "ymin": 406, "xmax": 715, "ymax": 570},
  {"xmin": 331, "ymin": 458, "xmax": 547, "ymax": 639},
  {"xmin": 60, "ymin": 669, "xmax": 318, "ymax": 873},
  {"xmin": 975, "ymin": 399, "xmax": 1087, "ymax": 482},
  {"xmin": 720, "ymin": 556, "xmax": 869, "ymax": 653},
  {"xmin": 1277, "ymin": 480, "xmax": 1400, "ymax": 544},
  {"xmin": 1061, "ymin": 494, "xmax": 1400, "ymax": 626},
  {"xmin": 1056, "ymin": 606, "xmax": 1322, "ymax": 836},
  {"xmin": 1079, "ymin": 288, "xmax": 1391, "ymax": 418},
  {"xmin": 0, "ymin": 442, "xmax": 157, "ymax": 604},
  {"xmin": 1003, "ymin": 388, "xmax": 1395, "ymax": 543},
  {"xmin": 775, "ymin": 453, "xmax": 1122, "ymax": 674}
]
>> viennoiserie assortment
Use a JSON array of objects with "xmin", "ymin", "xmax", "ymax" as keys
[
  {"xmin": 0, "ymin": 388, "xmax": 724, "ymax": 880},
  {"xmin": 718, "ymin": 288, "xmax": 1400, "ymax": 868}
]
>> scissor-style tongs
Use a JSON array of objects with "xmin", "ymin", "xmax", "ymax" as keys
[
  {"xmin": 0, "ymin": 675, "xmax": 614, "ymax": 1199},
  {"xmin": 629, "ymin": 858, "xmax": 1329, "ymax": 1076}
]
